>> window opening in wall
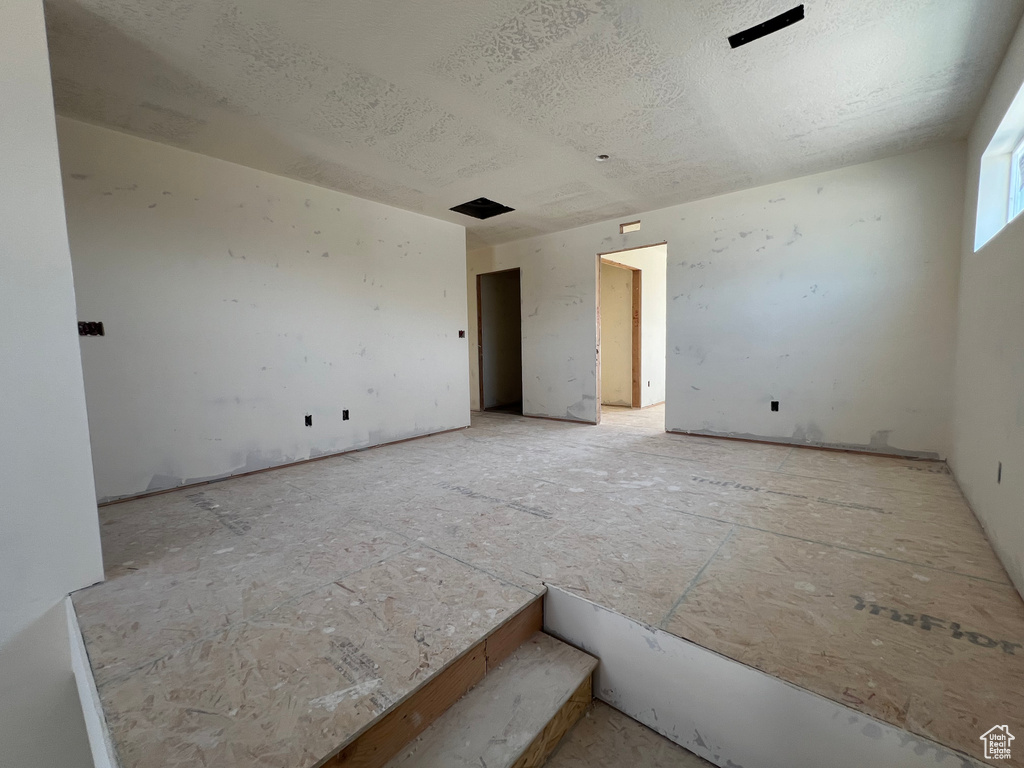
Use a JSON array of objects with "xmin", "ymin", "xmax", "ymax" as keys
[
  {"xmin": 974, "ymin": 76, "xmax": 1024, "ymax": 250},
  {"xmin": 1009, "ymin": 136, "xmax": 1024, "ymax": 222}
]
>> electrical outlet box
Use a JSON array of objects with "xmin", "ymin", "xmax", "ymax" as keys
[
  {"xmin": 78, "ymin": 321, "xmax": 104, "ymax": 336},
  {"xmin": 771, "ymin": 401, "xmax": 779, "ymax": 412},
  {"xmin": 342, "ymin": 409, "xmax": 350, "ymax": 421},
  {"xmin": 305, "ymin": 414, "xmax": 312, "ymax": 427}
]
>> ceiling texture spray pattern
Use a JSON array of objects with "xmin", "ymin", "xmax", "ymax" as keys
[{"xmin": 45, "ymin": 0, "xmax": 1024, "ymax": 246}]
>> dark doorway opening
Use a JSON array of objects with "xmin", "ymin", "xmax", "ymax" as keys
[{"xmin": 477, "ymin": 268, "xmax": 523, "ymax": 415}]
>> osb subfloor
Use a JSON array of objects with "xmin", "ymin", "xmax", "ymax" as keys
[
  {"xmin": 546, "ymin": 702, "xmax": 712, "ymax": 768},
  {"xmin": 74, "ymin": 405, "xmax": 1024, "ymax": 768}
]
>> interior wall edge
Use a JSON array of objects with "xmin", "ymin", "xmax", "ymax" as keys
[
  {"xmin": 1, "ymin": 2, "xmax": 104, "ymax": 764},
  {"xmin": 949, "ymin": 9, "xmax": 1024, "ymax": 601}
]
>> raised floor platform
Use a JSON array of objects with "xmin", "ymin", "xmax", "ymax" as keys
[{"xmin": 73, "ymin": 405, "xmax": 1024, "ymax": 767}]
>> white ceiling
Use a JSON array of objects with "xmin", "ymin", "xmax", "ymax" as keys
[{"xmin": 45, "ymin": 0, "xmax": 1024, "ymax": 247}]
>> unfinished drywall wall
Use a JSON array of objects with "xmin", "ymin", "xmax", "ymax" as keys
[
  {"xmin": 606, "ymin": 244, "xmax": 667, "ymax": 408},
  {"xmin": 0, "ymin": 3, "xmax": 103, "ymax": 766},
  {"xmin": 952, "ymin": 13, "xmax": 1024, "ymax": 598},
  {"xmin": 468, "ymin": 144, "xmax": 963, "ymax": 454},
  {"xmin": 468, "ymin": 238, "xmax": 598, "ymax": 421},
  {"xmin": 58, "ymin": 117, "xmax": 469, "ymax": 502},
  {"xmin": 479, "ymin": 270, "xmax": 523, "ymax": 410},
  {"xmin": 600, "ymin": 262, "xmax": 633, "ymax": 406}
]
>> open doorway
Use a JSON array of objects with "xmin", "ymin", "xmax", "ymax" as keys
[
  {"xmin": 477, "ymin": 268, "xmax": 523, "ymax": 414},
  {"xmin": 600, "ymin": 258, "xmax": 641, "ymax": 407},
  {"xmin": 597, "ymin": 243, "xmax": 667, "ymax": 424}
]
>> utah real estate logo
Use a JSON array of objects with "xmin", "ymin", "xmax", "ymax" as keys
[{"xmin": 980, "ymin": 725, "xmax": 1014, "ymax": 760}]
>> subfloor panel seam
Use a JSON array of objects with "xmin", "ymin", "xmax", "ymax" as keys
[
  {"xmin": 529, "ymin": 437, "xmax": 961, "ymax": 502},
  {"xmin": 659, "ymin": 525, "xmax": 736, "ymax": 629},
  {"xmin": 407, "ymin": 541, "xmax": 544, "ymax": 596},
  {"xmin": 647, "ymin": 502, "xmax": 1011, "ymax": 587}
]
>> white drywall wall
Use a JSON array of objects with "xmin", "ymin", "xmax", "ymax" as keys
[
  {"xmin": 952, "ymin": 13, "xmax": 1024, "ymax": 598},
  {"xmin": 479, "ymin": 270, "xmax": 523, "ymax": 409},
  {"xmin": 467, "ymin": 241, "xmax": 599, "ymax": 421},
  {"xmin": 58, "ymin": 117, "xmax": 469, "ymax": 502},
  {"xmin": 600, "ymin": 262, "xmax": 633, "ymax": 406},
  {"xmin": 607, "ymin": 244, "xmax": 667, "ymax": 408},
  {"xmin": 0, "ymin": 3, "xmax": 103, "ymax": 765},
  {"xmin": 468, "ymin": 144, "xmax": 964, "ymax": 454}
]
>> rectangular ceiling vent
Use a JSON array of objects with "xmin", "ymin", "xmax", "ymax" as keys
[
  {"xmin": 729, "ymin": 5, "xmax": 804, "ymax": 49},
  {"xmin": 450, "ymin": 197, "xmax": 515, "ymax": 220}
]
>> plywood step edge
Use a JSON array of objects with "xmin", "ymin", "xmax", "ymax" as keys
[
  {"xmin": 543, "ymin": 585, "xmax": 988, "ymax": 768},
  {"xmin": 321, "ymin": 593, "xmax": 544, "ymax": 768},
  {"xmin": 510, "ymin": 670, "xmax": 593, "ymax": 768},
  {"xmin": 66, "ymin": 597, "xmax": 122, "ymax": 768},
  {"xmin": 383, "ymin": 631, "xmax": 598, "ymax": 768}
]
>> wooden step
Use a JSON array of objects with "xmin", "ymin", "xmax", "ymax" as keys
[
  {"xmin": 383, "ymin": 632, "xmax": 597, "ymax": 768},
  {"xmin": 324, "ymin": 596, "xmax": 544, "ymax": 768}
]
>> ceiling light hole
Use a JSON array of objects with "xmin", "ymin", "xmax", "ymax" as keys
[
  {"xmin": 449, "ymin": 198, "xmax": 515, "ymax": 220},
  {"xmin": 596, "ymin": 154, "xmax": 610, "ymax": 162}
]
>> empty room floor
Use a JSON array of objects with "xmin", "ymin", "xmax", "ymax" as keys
[{"xmin": 73, "ymin": 405, "xmax": 1024, "ymax": 767}]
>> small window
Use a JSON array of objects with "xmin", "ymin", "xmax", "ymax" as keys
[
  {"xmin": 975, "ymin": 76, "xmax": 1024, "ymax": 250},
  {"xmin": 1010, "ymin": 137, "xmax": 1024, "ymax": 221}
]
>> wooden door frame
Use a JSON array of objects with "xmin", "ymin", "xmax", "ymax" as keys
[
  {"xmin": 599, "ymin": 257, "xmax": 642, "ymax": 408},
  {"xmin": 597, "ymin": 241, "xmax": 666, "ymax": 411},
  {"xmin": 476, "ymin": 267, "xmax": 522, "ymax": 412}
]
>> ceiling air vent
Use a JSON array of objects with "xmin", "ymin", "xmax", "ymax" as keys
[
  {"xmin": 450, "ymin": 197, "xmax": 515, "ymax": 220},
  {"xmin": 729, "ymin": 5, "xmax": 804, "ymax": 49}
]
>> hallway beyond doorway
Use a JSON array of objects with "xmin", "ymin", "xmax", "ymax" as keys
[
  {"xmin": 599, "ymin": 402, "xmax": 666, "ymax": 430},
  {"xmin": 597, "ymin": 244, "xmax": 667, "ymax": 414}
]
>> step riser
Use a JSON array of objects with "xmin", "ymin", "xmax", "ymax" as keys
[
  {"xmin": 510, "ymin": 676, "xmax": 591, "ymax": 768},
  {"xmin": 383, "ymin": 631, "xmax": 597, "ymax": 768},
  {"xmin": 543, "ymin": 586, "xmax": 986, "ymax": 768}
]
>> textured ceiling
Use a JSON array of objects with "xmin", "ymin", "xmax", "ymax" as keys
[{"xmin": 46, "ymin": 0, "xmax": 1024, "ymax": 247}]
